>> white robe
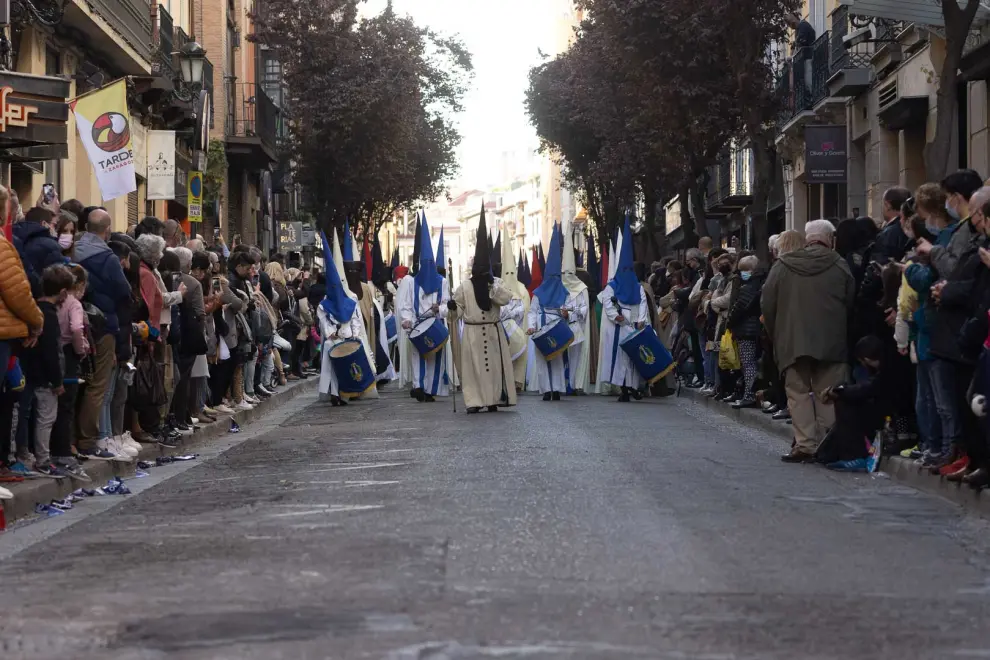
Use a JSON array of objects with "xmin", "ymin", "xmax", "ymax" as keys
[
  {"xmin": 397, "ymin": 278, "xmax": 451, "ymax": 397},
  {"xmin": 395, "ymin": 275, "xmax": 415, "ymax": 388},
  {"xmin": 318, "ymin": 304, "xmax": 378, "ymax": 399},
  {"xmin": 562, "ymin": 289, "xmax": 590, "ymax": 392},
  {"xmin": 527, "ymin": 292, "xmax": 585, "ymax": 395},
  {"xmin": 597, "ymin": 284, "xmax": 650, "ymax": 390}
]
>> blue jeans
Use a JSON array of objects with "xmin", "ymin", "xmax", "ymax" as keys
[
  {"xmin": 99, "ymin": 364, "xmax": 118, "ymax": 440},
  {"xmin": 930, "ymin": 358, "xmax": 962, "ymax": 455},
  {"xmin": 704, "ymin": 348, "xmax": 719, "ymax": 387},
  {"xmin": 915, "ymin": 360, "xmax": 941, "ymax": 453}
]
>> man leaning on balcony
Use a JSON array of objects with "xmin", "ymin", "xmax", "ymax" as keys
[{"xmin": 785, "ymin": 12, "xmax": 816, "ymax": 94}]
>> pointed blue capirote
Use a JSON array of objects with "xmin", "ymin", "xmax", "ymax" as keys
[
  {"xmin": 608, "ymin": 215, "xmax": 641, "ymax": 305},
  {"xmin": 436, "ymin": 226, "xmax": 445, "ymax": 271},
  {"xmin": 343, "ymin": 218, "xmax": 354, "ymax": 261},
  {"xmin": 533, "ymin": 222, "xmax": 567, "ymax": 308},
  {"xmin": 320, "ymin": 230, "xmax": 357, "ymax": 322},
  {"xmin": 414, "ymin": 213, "xmax": 443, "ymax": 295}
]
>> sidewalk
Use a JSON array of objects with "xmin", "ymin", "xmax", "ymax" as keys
[
  {"xmin": 680, "ymin": 387, "xmax": 990, "ymax": 518},
  {"xmin": 1, "ymin": 378, "xmax": 318, "ymax": 524}
]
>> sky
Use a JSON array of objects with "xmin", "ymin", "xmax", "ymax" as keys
[{"xmin": 362, "ymin": 0, "xmax": 562, "ymax": 191}]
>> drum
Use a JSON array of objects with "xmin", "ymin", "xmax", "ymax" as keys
[
  {"xmin": 409, "ymin": 317, "xmax": 449, "ymax": 357},
  {"xmin": 385, "ymin": 313, "xmax": 398, "ymax": 344},
  {"xmin": 620, "ymin": 326, "xmax": 675, "ymax": 385},
  {"xmin": 532, "ymin": 318, "xmax": 574, "ymax": 361},
  {"xmin": 502, "ymin": 319, "xmax": 528, "ymax": 361},
  {"xmin": 329, "ymin": 340, "xmax": 376, "ymax": 399}
]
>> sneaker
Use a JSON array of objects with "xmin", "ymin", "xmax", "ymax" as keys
[
  {"xmin": 97, "ymin": 439, "xmax": 133, "ymax": 463},
  {"xmin": 940, "ymin": 456, "xmax": 970, "ymax": 477},
  {"xmin": 257, "ymin": 385, "xmax": 274, "ymax": 397},
  {"xmin": 114, "ymin": 436, "xmax": 140, "ymax": 458},
  {"xmin": 175, "ymin": 424, "xmax": 194, "ymax": 435},
  {"xmin": 8, "ymin": 461, "xmax": 38, "ymax": 478},
  {"xmin": 0, "ymin": 467, "xmax": 24, "ymax": 483},
  {"xmin": 247, "ymin": 394, "xmax": 262, "ymax": 404},
  {"xmin": 120, "ymin": 433, "xmax": 143, "ymax": 455},
  {"xmin": 35, "ymin": 503, "xmax": 65, "ymax": 517},
  {"xmin": 216, "ymin": 404, "xmax": 236, "ymax": 414},
  {"xmin": 236, "ymin": 401, "xmax": 254, "ymax": 411},
  {"xmin": 102, "ymin": 477, "xmax": 131, "ymax": 495},
  {"xmin": 78, "ymin": 447, "xmax": 115, "ymax": 461},
  {"xmin": 49, "ymin": 498, "xmax": 73, "ymax": 511},
  {"xmin": 0, "ymin": 486, "xmax": 12, "ymax": 500},
  {"xmin": 202, "ymin": 406, "xmax": 220, "ymax": 416},
  {"xmin": 198, "ymin": 412, "xmax": 217, "ymax": 423},
  {"xmin": 229, "ymin": 420, "xmax": 241, "ymax": 433},
  {"xmin": 826, "ymin": 458, "xmax": 870, "ymax": 472},
  {"xmin": 158, "ymin": 435, "xmax": 178, "ymax": 449},
  {"xmin": 921, "ymin": 452, "xmax": 946, "ymax": 469},
  {"xmin": 189, "ymin": 417, "xmax": 200, "ymax": 425},
  {"xmin": 59, "ymin": 463, "xmax": 92, "ymax": 482},
  {"xmin": 33, "ymin": 464, "xmax": 65, "ymax": 479},
  {"xmin": 899, "ymin": 445, "xmax": 919, "ymax": 459}
]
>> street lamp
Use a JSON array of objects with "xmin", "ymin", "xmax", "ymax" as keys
[{"xmin": 178, "ymin": 41, "xmax": 207, "ymax": 90}]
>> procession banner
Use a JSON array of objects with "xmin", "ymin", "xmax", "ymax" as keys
[
  {"xmin": 70, "ymin": 79, "xmax": 137, "ymax": 201},
  {"xmin": 146, "ymin": 130, "xmax": 176, "ymax": 200}
]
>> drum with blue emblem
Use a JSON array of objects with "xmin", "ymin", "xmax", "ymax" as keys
[
  {"xmin": 385, "ymin": 313, "xmax": 398, "ymax": 344},
  {"xmin": 409, "ymin": 317, "xmax": 449, "ymax": 357},
  {"xmin": 329, "ymin": 340, "xmax": 376, "ymax": 399},
  {"xmin": 532, "ymin": 318, "xmax": 574, "ymax": 361},
  {"xmin": 620, "ymin": 326, "xmax": 675, "ymax": 385}
]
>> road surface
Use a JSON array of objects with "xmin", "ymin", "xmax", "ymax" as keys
[{"xmin": 2, "ymin": 389, "xmax": 990, "ymax": 659}]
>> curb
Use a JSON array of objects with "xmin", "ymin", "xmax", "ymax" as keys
[
  {"xmin": 1, "ymin": 378, "xmax": 318, "ymax": 523},
  {"xmin": 680, "ymin": 386, "xmax": 990, "ymax": 518}
]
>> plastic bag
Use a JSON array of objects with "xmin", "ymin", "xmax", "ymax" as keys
[{"xmin": 719, "ymin": 330, "xmax": 741, "ymax": 370}]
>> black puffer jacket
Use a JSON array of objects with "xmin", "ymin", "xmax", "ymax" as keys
[
  {"xmin": 929, "ymin": 234, "xmax": 988, "ymax": 365},
  {"xmin": 727, "ymin": 270, "xmax": 766, "ymax": 340}
]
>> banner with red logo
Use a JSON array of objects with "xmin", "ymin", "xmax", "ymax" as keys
[{"xmin": 70, "ymin": 79, "xmax": 138, "ymax": 202}]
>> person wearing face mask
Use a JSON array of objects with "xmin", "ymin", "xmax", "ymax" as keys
[
  {"xmin": 704, "ymin": 251, "xmax": 735, "ymax": 398},
  {"xmin": 55, "ymin": 213, "xmax": 77, "ymax": 256},
  {"xmin": 11, "ymin": 206, "xmax": 68, "ymax": 296},
  {"xmin": 725, "ymin": 256, "xmax": 766, "ymax": 409},
  {"xmin": 915, "ymin": 169, "xmax": 984, "ymax": 278}
]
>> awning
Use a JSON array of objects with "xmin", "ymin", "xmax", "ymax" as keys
[{"xmin": 839, "ymin": 0, "xmax": 990, "ymax": 27}]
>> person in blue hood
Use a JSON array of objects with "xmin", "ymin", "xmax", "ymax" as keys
[
  {"xmin": 598, "ymin": 216, "xmax": 650, "ymax": 402},
  {"xmin": 12, "ymin": 206, "xmax": 67, "ymax": 295},
  {"xmin": 73, "ymin": 208, "xmax": 133, "ymax": 458}
]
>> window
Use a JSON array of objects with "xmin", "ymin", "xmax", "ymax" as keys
[{"xmin": 45, "ymin": 46, "xmax": 59, "ymax": 76}]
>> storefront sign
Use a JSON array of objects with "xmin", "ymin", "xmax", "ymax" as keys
[
  {"xmin": 187, "ymin": 171, "xmax": 203, "ymax": 223},
  {"xmin": 279, "ymin": 221, "xmax": 303, "ymax": 251},
  {"xmin": 0, "ymin": 87, "xmax": 38, "ymax": 132},
  {"xmin": 147, "ymin": 130, "xmax": 176, "ymax": 200},
  {"xmin": 805, "ymin": 125, "xmax": 847, "ymax": 184},
  {"xmin": 70, "ymin": 80, "xmax": 137, "ymax": 201},
  {"xmin": 0, "ymin": 72, "xmax": 70, "ymax": 163}
]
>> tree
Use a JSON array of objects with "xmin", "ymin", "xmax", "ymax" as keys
[
  {"xmin": 251, "ymin": 0, "xmax": 472, "ymax": 237},
  {"xmin": 925, "ymin": 0, "xmax": 981, "ymax": 181}
]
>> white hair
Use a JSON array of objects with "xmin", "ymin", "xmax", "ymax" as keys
[
  {"xmin": 968, "ymin": 186, "xmax": 990, "ymax": 214},
  {"xmin": 738, "ymin": 255, "xmax": 759, "ymax": 271},
  {"xmin": 169, "ymin": 246, "xmax": 193, "ymax": 273},
  {"xmin": 768, "ymin": 234, "xmax": 780, "ymax": 250},
  {"xmin": 186, "ymin": 238, "xmax": 204, "ymax": 253},
  {"xmin": 804, "ymin": 219, "xmax": 836, "ymax": 245},
  {"xmin": 136, "ymin": 234, "xmax": 165, "ymax": 267}
]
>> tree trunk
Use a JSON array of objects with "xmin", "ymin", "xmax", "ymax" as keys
[
  {"xmin": 924, "ymin": 0, "xmax": 981, "ymax": 180},
  {"xmin": 642, "ymin": 187, "xmax": 662, "ymax": 261},
  {"xmin": 691, "ymin": 172, "xmax": 711, "ymax": 240},
  {"xmin": 679, "ymin": 184, "xmax": 697, "ymax": 251},
  {"xmin": 750, "ymin": 132, "xmax": 776, "ymax": 263}
]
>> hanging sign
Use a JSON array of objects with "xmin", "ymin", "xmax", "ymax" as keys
[{"xmin": 146, "ymin": 130, "xmax": 176, "ymax": 200}]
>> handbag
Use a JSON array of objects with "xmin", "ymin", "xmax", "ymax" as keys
[
  {"xmin": 719, "ymin": 329, "xmax": 741, "ymax": 370},
  {"xmin": 132, "ymin": 350, "xmax": 166, "ymax": 407}
]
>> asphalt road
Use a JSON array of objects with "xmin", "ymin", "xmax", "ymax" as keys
[{"xmin": 3, "ymin": 389, "xmax": 990, "ymax": 660}]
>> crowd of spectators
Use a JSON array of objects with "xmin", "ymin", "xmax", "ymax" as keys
[
  {"xmin": 0, "ymin": 185, "xmax": 321, "ymax": 496},
  {"xmin": 651, "ymin": 169, "xmax": 990, "ymax": 488}
]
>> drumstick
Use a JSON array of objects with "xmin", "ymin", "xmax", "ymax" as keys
[{"xmin": 611, "ymin": 296, "xmax": 627, "ymax": 325}]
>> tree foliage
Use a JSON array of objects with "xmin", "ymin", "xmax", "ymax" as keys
[
  {"xmin": 251, "ymin": 0, "xmax": 472, "ymax": 236},
  {"xmin": 527, "ymin": 0, "xmax": 797, "ymax": 257}
]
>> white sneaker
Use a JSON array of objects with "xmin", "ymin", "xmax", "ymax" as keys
[
  {"xmin": 0, "ymin": 486, "xmax": 12, "ymax": 500},
  {"xmin": 114, "ymin": 436, "xmax": 140, "ymax": 457},
  {"xmin": 189, "ymin": 417, "xmax": 200, "ymax": 425},
  {"xmin": 98, "ymin": 438, "xmax": 132, "ymax": 463},
  {"xmin": 245, "ymin": 394, "xmax": 260, "ymax": 405},
  {"xmin": 257, "ymin": 385, "xmax": 274, "ymax": 397},
  {"xmin": 216, "ymin": 404, "xmax": 236, "ymax": 414},
  {"xmin": 236, "ymin": 401, "xmax": 255, "ymax": 411},
  {"xmin": 120, "ymin": 431, "xmax": 143, "ymax": 454}
]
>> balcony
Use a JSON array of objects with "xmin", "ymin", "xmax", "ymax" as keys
[
  {"xmin": 776, "ymin": 32, "xmax": 831, "ymax": 133},
  {"xmin": 64, "ymin": 0, "xmax": 153, "ymax": 73},
  {"xmin": 705, "ymin": 147, "xmax": 754, "ymax": 221},
  {"xmin": 827, "ymin": 5, "xmax": 873, "ymax": 97},
  {"xmin": 153, "ymin": 4, "xmax": 176, "ymax": 82},
  {"xmin": 225, "ymin": 82, "xmax": 280, "ymax": 167}
]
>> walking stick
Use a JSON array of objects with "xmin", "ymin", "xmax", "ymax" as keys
[{"xmin": 447, "ymin": 257, "xmax": 457, "ymax": 414}]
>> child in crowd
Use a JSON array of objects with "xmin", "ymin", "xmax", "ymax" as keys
[
  {"xmin": 817, "ymin": 335, "xmax": 893, "ymax": 472},
  {"xmin": 52, "ymin": 265, "xmax": 92, "ymax": 480},
  {"xmin": 22, "ymin": 265, "xmax": 74, "ymax": 477}
]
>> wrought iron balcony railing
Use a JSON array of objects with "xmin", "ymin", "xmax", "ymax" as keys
[
  {"xmin": 153, "ymin": 4, "xmax": 175, "ymax": 81},
  {"xmin": 227, "ymin": 81, "xmax": 278, "ymax": 151}
]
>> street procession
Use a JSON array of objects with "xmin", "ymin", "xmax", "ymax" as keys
[
  {"xmin": 5, "ymin": 0, "xmax": 990, "ymax": 657},
  {"xmin": 316, "ymin": 207, "xmax": 676, "ymax": 413}
]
